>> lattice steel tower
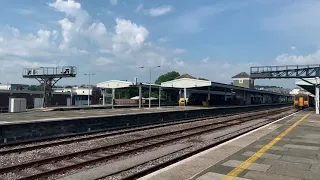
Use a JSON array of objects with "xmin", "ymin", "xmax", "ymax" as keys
[{"xmin": 23, "ymin": 66, "xmax": 77, "ymax": 107}]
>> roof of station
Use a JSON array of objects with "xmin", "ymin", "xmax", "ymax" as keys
[
  {"xmin": 232, "ymin": 72, "xmax": 250, "ymax": 78},
  {"xmin": 97, "ymin": 80, "xmax": 134, "ymax": 89},
  {"xmin": 295, "ymin": 78, "xmax": 317, "ymax": 95},
  {"xmin": 96, "ymin": 80, "xmax": 173, "ymax": 90},
  {"xmin": 161, "ymin": 78, "xmax": 291, "ymax": 96},
  {"xmin": 96, "ymin": 78, "xmax": 292, "ymax": 96},
  {"xmin": 176, "ymin": 73, "xmax": 196, "ymax": 79},
  {"xmin": 161, "ymin": 78, "xmax": 212, "ymax": 88},
  {"xmin": 0, "ymin": 89, "xmax": 71, "ymax": 95}
]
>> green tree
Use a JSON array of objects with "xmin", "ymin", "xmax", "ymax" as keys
[
  {"xmin": 155, "ymin": 71, "xmax": 180, "ymax": 84},
  {"xmin": 28, "ymin": 85, "xmax": 42, "ymax": 91},
  {"xmin": 198, "ymin": 77, "xmax": 209, "ymax": 81}
]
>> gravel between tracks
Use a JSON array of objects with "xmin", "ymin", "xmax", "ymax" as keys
[
  {"xmin": 100, "ymin": 119, "xmax": 278, "ymax": 180},
  {"xmin": 0, "ymin": 113, "xmax": 246, "ymax": 167},
  {"xmin": 0, "ymin": 108, "xmax": 292, "ymax": 180},
  {"xmin": 51, "ymin": 110, "xmax": 292, "ymax": 180}
]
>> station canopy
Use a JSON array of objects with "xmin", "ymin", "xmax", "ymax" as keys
[
  {"xmin": 96, "ymin": 79, "xmax": 212, "ymax": 90},
  {"xmin": 97, "ymin": 80, "xmax": 134, "ymax": 89},
  {"xmin": 295, "ymin": 78, "xmax": 317, "ymax": 95},
  {"xmin": 96, "ymin": 80, "xmax": 165, "ymax": 90},
  {"xmin": 160, "ymin": 78, "xmax": 212, "ymax": 88},
  {"xmin": 97, "ymin": 78, "xmax": 291, "ymax": 96}
]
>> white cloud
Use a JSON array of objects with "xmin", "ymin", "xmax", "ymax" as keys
[
  {"xmin": 110, "ymin": 0, "xmax": 118, "ymax": 5},
  {"xmin": 112, "ymin": 18, "xmax": 149, "ymax": 53},
  {"xmin": 171, "ymin": 60, "xmax": 258, "ymax": 84},
  {"xmin": 0, "ymin": 0, "xmax": 185, "ymax": 84},
  {"xmin": 48, "ymin": 0, "xmax": 88, "ymax": 19},
  {"xmin": 14, "ymin": 9, "xmax": 35, "ymax": 15},
  {"xmin": 290, "ymin": 46, "xmax": 296, "ymax": 50},
  {"xmin": 93, "ymin": 57, "xmax": 114, "ymax": 66},
  {"xmin": 0, "ymin": 27, "xmax": 57, "ymax": 58},
  {"xmin": 201, "ymin": 57, "xmax": 209, "ymax": 63},
  {"xmin": 170, "ymin": 2, "xmax": 246, "ymax": 33},
  {"xmin": 11, "ymin": 27, "xmax": 20, "ymax": 37},
  {"xmin": 147, "ymin": 5, "xmax": 173, "ymax": 17},
  {"xmin": 275, "ymin": 51, "xmax": 320, "ymax": 65},
  {"xmin": 135, "ymin": 3, "xmax": 143, "ymax": 12},
  {"xmin": 263, "ymin": 1, "xmax": 320, "ymax": 45},
  {"xmin": 158, "ymin": 37, "xmax": 168, "ymax": 43},
  {"xmin": 174, "ymin": 57, "xmax": 184, "ymax": 66},
  {"xmin": 52, "ymin": 30, "xmax": 58, "ymax": 40},
  {"xmin": 173, "ymin": 48, "xmax": 185, "ymax": 54}
]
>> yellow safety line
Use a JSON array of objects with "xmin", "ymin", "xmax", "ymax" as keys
[{"xmin": 220, "ymin": 111, "xmax": 312, "ymax": 180}]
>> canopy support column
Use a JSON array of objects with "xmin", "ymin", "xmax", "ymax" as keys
[
  {"xmin": 159, "ymin": 86, "xmax": 161, "ymax": 108},
  {"xmin": 112, "ymin": 88, "xmax": 115, "ymax": 109},
  {"xmin": 102, "ymin": 89, "xmax": 105, "ymax": 105},
  {"xmin": 184, "ymin": 88, "xmax": 187, "ymax": 106},
  {"xmin": 316, "ymin": 77, "xmax": 319, "ymax": 114},
  {"xmin": 138, "ymin": 84, "xmax": 142, "ymax": 108}
]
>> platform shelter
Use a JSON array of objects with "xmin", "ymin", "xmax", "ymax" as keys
[
  {"xmin": 97, "ymin": 78, "xmax": 292, "ymax": 108},
  {"xmin": 96, "ymin": 80, "xmax": 177, "ymax": 108}
]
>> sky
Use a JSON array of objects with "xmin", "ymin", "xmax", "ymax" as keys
[{"xmin": 0, "ymin": 0, "xmax": 320, "ymax": 87}]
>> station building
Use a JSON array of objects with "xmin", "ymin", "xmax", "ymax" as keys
[
  {"xmin": 0, "ymin": 72, "xmax": 293, "ymax": 112},
  {"xmin": 97, "ymin": 72, "xmax": 293, "ymax": 108},
  {"xmin": 0, "ymin": 89, "xmax": 71, "ymax": 112},
  {"xmin": 52, "ymin": 87, "xmax": 102, "ymax": 106}
]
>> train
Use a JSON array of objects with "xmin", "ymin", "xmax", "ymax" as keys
[{"xmin": 294, "ymin": 93, "xmax": 315, "ymax": 109}]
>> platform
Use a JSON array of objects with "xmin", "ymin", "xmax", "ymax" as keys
[
  {"xmin": 0, "ymin": 104, "xmax": 290, "ymax": 145},
  {"xmin": 29, "ymin": 103, "xmax": 178, "ymax": 112},
  {"xmin": 140, "ymin": 109, "xmax": 320, "ymax": 180},
  {"xmin": 0, "ymin": 104, "xmax": 280, "ymax": 124},
  {"xmin": 0, "ymin": 106, "xmax": 202, "ymax": 124}
]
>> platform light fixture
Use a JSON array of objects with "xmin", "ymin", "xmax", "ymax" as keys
[{"xmin": 139, "ymin": 65, "xmax": 161, "ymax": 109}]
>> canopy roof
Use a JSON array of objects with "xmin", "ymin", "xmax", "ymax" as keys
[
  {"xmin": 97, "ymin": 78, "xmax": 292, "ymax": 97},
  {"xmin": 97, "ymin": 80, "xmax": 133, "ymax": 89},
  {"xmin": 295, "ymin": 78, "xmax": 318, "ymax": 95},
  {"xmin": 161, "ymin": 78, "xmax": 212, "ymax": 88}
]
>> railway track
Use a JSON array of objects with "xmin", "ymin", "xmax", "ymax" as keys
[
  {"xmin": 0, "ymin": 106, "xmax": 280, "ymax": 155},
  {"xmin": 0, "ymin": 106, "xmax": 295, "ymax": 180},
  {"xmin": 121, "ymin": 110, "xmax": 296, "ymax": 180}
]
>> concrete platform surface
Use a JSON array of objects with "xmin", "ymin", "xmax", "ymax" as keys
[
  {"xmin": 0, "ymin": 104, "xmax": 278, "ymax": 124},
  {"xmin": 0, "ymin": 106, "xmax": 205, "ymax": 124},
  {"xmin": 139, "ymin": 109, "xmax": 320, "ymax": 180},
  {"xmin": 30, "ymin": 103, "xmax": 177, "ymax": 112}
]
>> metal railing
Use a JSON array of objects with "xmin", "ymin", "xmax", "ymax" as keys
[
  {"xmin": 22, "ymin": 66, "xmax": 77, "ymax": 77},
  {"xmin": 250, "ymin": 64, "xmax": 320, "ymax": 79},
  {"xmin": 251, "ymin": 64, "xmax": 320, "ymax": 73}
]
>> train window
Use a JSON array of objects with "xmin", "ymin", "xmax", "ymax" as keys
[{"xmin": 304, "ymin": 96, "xmax": 308, "ymax": 101}]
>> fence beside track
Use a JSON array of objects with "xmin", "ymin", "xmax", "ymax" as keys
[{"xmin": 0, "ymin": 103, "xmax": 290, "ymax": 146}]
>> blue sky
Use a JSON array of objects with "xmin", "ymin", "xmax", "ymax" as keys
[{"xmin": 1, "ymin": 0, "xmax": 320, "ymax": 87}]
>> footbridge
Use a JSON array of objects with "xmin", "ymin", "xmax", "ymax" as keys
[{"xmin": 250, "ymin": 64, "xmax": 320, "ymax": 114}]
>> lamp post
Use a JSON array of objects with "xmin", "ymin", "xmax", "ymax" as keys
[
  {"xmin": 139, "ymin": 66, "xmax": 161, "ymax": 109},
  {"xmin": 84, "ymin": 73, "xmax": 95, "ymax": 106}
]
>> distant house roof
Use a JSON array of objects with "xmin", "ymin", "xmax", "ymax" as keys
[
  {"xmin": 232, "ymin": 72, "xmax": 250, "ymax": 78},
  {"xmin": 176, "ymin": 73, "xmax": 195, "ymax": 79}
]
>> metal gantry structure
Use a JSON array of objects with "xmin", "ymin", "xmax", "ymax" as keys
[
  {"xmin": 250, "ymin": 64, "xmax": 320, "ymax": 114},
  {"xmin": 250, "ymin": 64, "xmax": 320, "ymax": 79},
  {"xmin": 23, "ymin": 66, "xmax": 77, "ymax": 108}
]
